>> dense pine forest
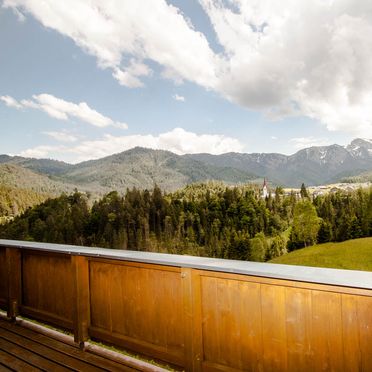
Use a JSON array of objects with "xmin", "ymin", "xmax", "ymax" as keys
[{"xmin": 0, "ymin": 183, "xmax": 371, "ymax": 261}]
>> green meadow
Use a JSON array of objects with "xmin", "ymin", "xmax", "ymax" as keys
[{"xmin": 270, "ymin": 237, "xmax": 372, "ymax": 271}]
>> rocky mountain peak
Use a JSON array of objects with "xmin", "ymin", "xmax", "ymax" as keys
[{"xmin": 346, "ymin": 138, "xmax": 372, "ymax": 158}]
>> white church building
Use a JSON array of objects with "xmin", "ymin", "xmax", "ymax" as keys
[{"xmin": 262, "ymin": 178, "xmax": 269, "ymax": 198}]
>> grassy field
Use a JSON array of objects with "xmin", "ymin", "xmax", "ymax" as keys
[{"xmin": 269, "ymin": 237, "xmax": 372, "ymax": 271}]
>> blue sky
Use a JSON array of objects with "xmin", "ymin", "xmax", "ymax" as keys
[{"xmin": 1, "ymin": 1, "xmax": 370, "ymax": 163}]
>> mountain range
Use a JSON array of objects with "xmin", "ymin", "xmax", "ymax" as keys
[
  {"xmin": 189, "ymin": 138, "xmax": 372, "ymax": 186},
  {"xmin": 0, "ymin": 138, "xmax": 371, "ymax": 194}
]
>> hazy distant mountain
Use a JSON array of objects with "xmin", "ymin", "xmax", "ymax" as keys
[
  {"xmin": 189, "ymin": 138, "xmax": 372, "ymax": 186},
  {"xmin": 59, "ymin": 147, "xmax": 257, "ymax": 191},
  {"xmin": 0, "ymin": 155, "xmax": 71, "ymax": 175},
  {"xmin": 0, "ymin": 148, "xmax": 257, "ymax": 193},
  {"xmin": 0, "ymin": 163, "xmax": 79, "ymax": 194},
  {"xmin": 0, "ymin": 138, "xmax": 371, "ymax": 191}
]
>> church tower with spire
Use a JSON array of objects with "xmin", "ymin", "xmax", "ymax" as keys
[{"xmin": 262, "ymin": 178, "xmax": 269, "ymax": 198}]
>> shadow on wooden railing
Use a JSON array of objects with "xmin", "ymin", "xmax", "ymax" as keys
[{"xmin": 0, "ymin": 239, "xmax": 371, "ymax": 371}]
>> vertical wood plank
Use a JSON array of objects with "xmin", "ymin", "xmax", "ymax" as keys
[
  {"xmin": 201, "ymin": 276, "xmax": 264, "ymax": 371},
  {"xmin": 285, "ymin": 287, "xmax": 313, "ymax": 371},
  {"xmin": 239, "ymin": 281, "xmax": 264, "ymax": 372},
  {"xmin": 89, "ymin": 260, "xmax": 184, "ymax": 366},
  {"xmin": 89, "ymin": 261, "xmax": 111, "ymax": 330},
  {"xmin": 182, "ymin": 268, "xmax": 203, "ymax": 372},
  {"xmin": 341, "ymin": 294, "xmax": 362, "ymax": 371},
  {"xmin": 261, "ymin": 284, "xmax": 287, "ymax": 371},
  {"xmin": 311, "ymin": 291, "xmax": 344, "ymax": 371},
  {"xmin": 109, "ymin": 264, "xmax": 125, "ymax": 336},
  {"xmin": 72, "ymin": 255, "xmax": 90, "ymax": 346},
  {"xmin": 6, "ymin": 248, "xmax": 21, "ymax": 319},
  {"xmin": 201, "ymin": 276, "xmax": 218, "ymax": 365},
  {"xmin": 0, "ymin": 248, "xmax": 7, "ymax": 307},
  {"xmin": 357, "ymin": 296, "xmax": 372, "ymax": 371},
  {"xmin": 22, "ymin": 252, "xmax": 74, "ymax": 323},
  {"xmin": 216, "ymin": 278, "xmax": 232, "ymax": 366}
]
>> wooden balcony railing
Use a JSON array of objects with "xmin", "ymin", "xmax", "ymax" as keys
[{"xmin": 0, "ymin": 239, "xmax": 371, "ymax": 371}]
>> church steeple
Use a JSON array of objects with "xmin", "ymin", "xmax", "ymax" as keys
[{"xmin": 262, "ymin": 178, "xmax": 268, "ymax": 198}]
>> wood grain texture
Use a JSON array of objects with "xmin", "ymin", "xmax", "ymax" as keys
[
  {"xmin": 284, "ymin": 287, "xmax": 312, "ymax": 372},
  {"xmin": 89, "ymin": 259, "xmax": 184, "ymax": 366},
  {"xmin": 0, "ymin": 248, "xmax": 7, "ymax": 309},
  {"xmin": 201, "ymin": 276, "xmax": 264, "ymax": 372},
  {"xmin": 72, "ymin": 255, "xmax": 90, "ymax": 344},
  {"xmin": 198, "ymin": 270, "xmax": 372, "ymax": 372},
  {"xmin": 261, "ymin": 284, "xmax": 287, "ymax": 371},
  {"xmin": 2, "ymin": 246, "xmax": 371, "ymax": 371},
  {"xmin": 311, "ymin": 290, "xmax": 344, "ymax": 371},
  {"xmin": 6, "ymin": 248, "xmax": 21, "ymax": 319},
  {"xmin": 342, "ymin": 294, "xmax": 362, "ymax": 371},
  {"xmin": 356, "ymin": 295, "xmax": 372, "ymax": 371},
  {"xmin": 182, "ymin": 268, "xmax": 203, "ymax": 372},
  {"xmin": 0, "ymin": 317, "xmax": 135, "ymax": 371},
  {"xmin": 21, "ymin": 251, "xmax": 74, "ymax": 326}
]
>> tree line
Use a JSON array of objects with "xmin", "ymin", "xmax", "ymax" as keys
[{"xmin": 0, "ymin": 183, "xmax": 371, "ymax": 261}]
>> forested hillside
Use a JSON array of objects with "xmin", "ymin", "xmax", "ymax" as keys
[
  {"xmin": 0, "ymin": 183, "xmax": 370, "ymax": 261},
  {"xmin": 0, "ymin": 155, "xmax": 71, "ymax": 175},
  {"xmin": 341, "ymin": 170, "xmax": 372, "ymax": 183},
  {"xmin": 0, "ymin": 163, "xmax": 80, "ymax": 194},
  {"xmin": 0, "ymin": 148, "xmax": 258, "ymax": 193},
  {"xmin": 0, "ymin": 185, "xmax": 49, "ymax": 219}
]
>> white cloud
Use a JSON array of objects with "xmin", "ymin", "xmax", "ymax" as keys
[
  {"xmin": 18, "ymin": 128, "xmax": 243, "ymax": 163},
  {"xmin": 199, "ymin": 0, "xmax": 372, "ymax": 137},
  {"xmin": 7, "ymin": 6, "xmax": 25, "ymax": 21},
  {"xmin": 157, "ymin": 128, "xmax": 242, "ymax": 155},
  {"xmin": 3, "ymin": 0, "xmax": 218, "ymax": 89},
  {"xmin": 1, "ymin": 93, "xmax": 128, "ymax": 129},
  {"xmin": 43, "ymin": 131, "xmax": 78, "ymax": 142},
  {"xmin": 0, "ymin": 95, "xmax": 22, "ymax": 109},
  {"xmin": 113, "ymin": 60, "xmax": 152, "ymax": 88},
  {"xmin": 173, "ymin": 94, "xmax": 185, "ymax": 102},
  {"xmin": 19, "ymin": 145, "xmax": 63, "ymax": 159},
  {"xmin": 290, "ymin": 137, "xmax": 332, "ymax": 150},
  {"xmin": 5, "ymin": 0, "xmax": 372, "ymax": 137}
]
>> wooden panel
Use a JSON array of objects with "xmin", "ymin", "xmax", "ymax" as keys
[
  {"xmin": 6, "ymin": 248, "xmax": 21, "ymax": 319},
  {"xmin": 198, "ymin": 270, "xmax": 372, "ymax": 297},
  {"xmin": 72, "ymin": 255, "xmax": 90, "ymax": 345},
  {"xmin": 201, "ymin": 276, "xmax": 263, "ymax": 371},
  {"xmin": 2, "ymin": 244, "xmax": 371, "ymax": 371},
  {"xmin": 20, "ymin": 305, "xmax": 73, "ymax": 330},
  {"xmin": 342, "ymin": 294, "xmax": 362, "ymax": 371},
  {"xmin": 0, "ymin": 248, "xmax": 7, "ymax": 307},
  {"xmin": 22, "ymin": 251, "xmax": 74, "ymax": 326},
  {"xmin": 356, "ymin": 295, "xmax": 372, "ymax": 371},
  {"xmin": 89, "ymin": 260, "xmax": 184, "ymax": 366},
  {"xmin": 182, "ymin": 268, "xmax": 203, "ymax": 372},
  {"xmin": 284, "ymin": 287, "xmax": 312, "ymax": 371},
  {"xmin": 261, "ymin": 284, "xmax": 287, "ymax": 371},
  {"xmin": 89, "ymin": 326, "xmax": 184, "ymax": 367},
  {"xmin": 311, "ymin": 290, "xmax": 344, "ymax": 371},
  {"xmin": 199, "ymin": 270, "xmax": 372, "ymax": 372}
]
